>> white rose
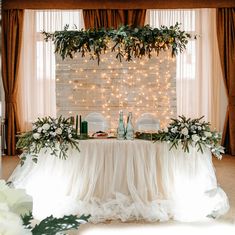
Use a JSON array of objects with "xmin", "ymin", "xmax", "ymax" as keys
[
  {"xmin": 42, "ymin": 123, "xmax": 50, "ymax": 130},
  {"xmin": 181, "ymin": 127, "xmax": 188, "ymax": 136},
  {"xmin": 0, "ymin": 208, "xmax": 32, "ymax": 235},
  {"xmin": 37, "ymin": 127, "xmax": 42, "ymax": 133},
  {"xmin": 192, "ymin": 134, "xmax": 200, "ymax": 142},
  {"xmin": 50, "ymin": 132, "xmax": 56, "ymax": 137},
  {"xmin": 0, "ymin": 180, "xmax": 33, "ymax": 216},
  {"xmin": 33, "ymin": 133, "xmax": 40, "ymax": 140},
  {"xmin": 204, "ymin": 131, "xmax": 212, "ymax": 138},
  {"xmin": 55, "ymin": 128, "xmax": 62, "ymax": 135}
]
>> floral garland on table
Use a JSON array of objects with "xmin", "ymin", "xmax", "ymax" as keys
[
  {"xmin": 42, "ymin": 23, "xmax": 194, "ymax": 64},
  {"xmin": 17, "ymin": 116, "xmax": 79, "ymax": 166},
  {"xmin": 153, "ymin": 116, "xmax": 225, "ymax": 159},
  {"xmin": 0, "ymin": 180, "xmax": 90, "ymax": 235}
]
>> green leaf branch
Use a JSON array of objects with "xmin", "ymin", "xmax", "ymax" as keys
[{"xmin": 42, "ymin": 23, "xmax": 194, "ymax": 64}]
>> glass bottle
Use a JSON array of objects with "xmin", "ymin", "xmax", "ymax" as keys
[
  {"xmin": 117, "ymin": 111, "xmax": 125, "ymax": 140},
  {"xmin": 126, "ymin": 112, "xmax": 134, "ymax": 140}
]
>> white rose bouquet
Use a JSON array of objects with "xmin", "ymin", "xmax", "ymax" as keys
[
  {"xmin": 153, "ymin": 115, "xmax": 225, "ymax": 159},
  {"xmin": 17, "ymin": 116, "xmax": 80, "ymax": 165}
]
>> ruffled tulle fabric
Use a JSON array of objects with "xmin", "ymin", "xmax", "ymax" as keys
[{"xmin": 9, "ymin": 140, "xmax": 229, "ymax": 223}]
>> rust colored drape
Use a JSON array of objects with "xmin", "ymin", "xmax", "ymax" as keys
[
  {"xmin": 2, "ymin": 9, "xmax": 24, "ymax": 155},
  {"xmin": 83, "ymin": 9, "xmax": 146, "ymax": 29},
  {"xmin": 217, "ymin": 8, "xmax": 235, "ymax": 155}
]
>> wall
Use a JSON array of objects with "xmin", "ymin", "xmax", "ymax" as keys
[{"xmin": 56, "ymin": 49, "xmax": 177, "ymax": 130}]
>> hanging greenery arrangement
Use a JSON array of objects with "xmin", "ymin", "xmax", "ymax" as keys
[{"xmin": 42, "ymin": 23, "xmax": 194, "ymax": 64}]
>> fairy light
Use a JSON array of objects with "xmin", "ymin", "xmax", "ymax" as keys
[{"xmin": 56, "ymin": 49, "xmax": 176, "ymax": 128}]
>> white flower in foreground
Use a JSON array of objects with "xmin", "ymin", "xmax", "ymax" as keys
[
  {"xmin": 0, "ymin": 208, "xmax": 32, "ymax": 235},
  {"xmin": 181, "ymin": 127, "xmax": 188, "ymax": 136},
  {"xmin": 192, "ymin": 134, "xmax": 200, "ymax": 142},
  {"xmin": 37, "ymin": 127, "xmax": 42, "ymax": 133},
  {"xmin": 0, "ymin": 180, "xmax": 32, "ymax": 216},
  {"xmin": 42, "ymin": 123, "xmax": 50, "ymax": 130},
  {"xmin": 204, "ymin": 131, "xmax": 212, "ymax": 138},
  {"xmin": 55, "ymin": 128, "xmax": 62, "ymax": 135},
  {"xmin": 32, "ymin": 133, "xmax": 40, "ymax": 140}
]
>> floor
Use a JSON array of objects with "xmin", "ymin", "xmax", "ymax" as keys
[{"xmin": 1, "ymin": 155, "xmax": 235, "ymax": 235}]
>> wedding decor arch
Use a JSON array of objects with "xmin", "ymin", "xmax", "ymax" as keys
[{"xmin": 42, "ymin": 23, "xmax": 193, "ymax": 64}]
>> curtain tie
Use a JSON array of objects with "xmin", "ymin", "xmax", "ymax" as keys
[{"xmin": 5, "ymin": 94, "xmax": 17, "ymax": 103}]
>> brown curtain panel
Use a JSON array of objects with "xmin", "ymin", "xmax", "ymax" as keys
[
  {"xmin": 83, "ymin": 9, "xmax": 146, "ymax": 29},
  {"xmin": 2, "ymin": 9, "xmax": 24, "ymax": 155},
  {"xmin": 217, "ymin": 8, "xmax": 235, "ymax": 155}
]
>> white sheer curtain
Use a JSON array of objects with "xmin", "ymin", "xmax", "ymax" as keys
[
  {"xmin": 147, "ymin": 9, "xmax": 227, "ymax": 131},
  {"xmin": 18, "ymin": 10, "xmax": 84, "ymax": 131}
]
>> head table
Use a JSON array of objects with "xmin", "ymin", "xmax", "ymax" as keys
[{"xmin": 9, "ymin": 139, "xmax": 229, "ymax": 223}]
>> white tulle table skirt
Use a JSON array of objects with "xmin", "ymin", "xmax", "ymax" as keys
[{"xmin": 9, "ymin": 139, "xmax": 229, "ymax": 223}]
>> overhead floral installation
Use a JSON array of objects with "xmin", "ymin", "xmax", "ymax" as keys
[{"xmin": 42, "ymin": 23, "xmax": 194, "ymax": 64}]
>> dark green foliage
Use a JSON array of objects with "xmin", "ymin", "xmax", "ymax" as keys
[{"xmin": 21, "ymin": 213, "xmax": 91, "ymax": 235}]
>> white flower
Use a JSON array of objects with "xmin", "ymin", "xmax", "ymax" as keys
[
  {"xmin": 0, "ymin": 208, "xmax": 32, "ymax": 235},
  {"xmin": 170, "ymin": 127, "xmax": 178, "ymax": 133},
  {"xmin": 198, "ymin": 126, "xmax": 202, "ymax": 130},
  {"xmin": 181, "ymin": 127, "xmax": 188, "ymax": 136},
  {"xmin": 55, "ymin": 128, "xmax": 62, "ymax": 135},
  {"xmin": 37, "ymin": 127, "xmax": 42, "ymax": 133},
  {"xmin": 204, "ymin": 131, "xmax": 212, "ymax": 138},
  {"xmin": 42, "ymin": 123, "xmax": 50, "ymax": 130},
  {"xmin": 68, "ymin": 134, "xmax": 72, "ymax": 138},
  {"xmin": 0, "ymin": 180, "xmax": 32, "ymax": 216},
  {"xmin": 32, "ymin": 133, "xmax": 40, "ymax": 140},
  {"xmin": 50, "ymin": 132, "xmax": 56, "ymax": 137},
  {"xmin": 192, "ymin": 134, "xmax": 200, "ymax": 142},
  {"xmin": 191, "ymin": 125, "xmax": 195, "ymax": 130}
]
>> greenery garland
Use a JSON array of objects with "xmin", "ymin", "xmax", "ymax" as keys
[{"xmin": 42, "ymin": 23, "xmax": 194, "ymax": 64}]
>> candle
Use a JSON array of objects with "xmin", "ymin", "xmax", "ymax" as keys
[
  {"xmin": 79, "ymin": 115, "xmax": 82, "ymax": 135},
  {"xmin": 81, "ymin": 121, "xmax": 88, "ymax": 135},
  {"xmin": 70, "ymin": 116, "xmax": 74, "ymax": 125},
  {"xmin": 75, "ymin": 115, "xmax": 78, "ymax": 134}
]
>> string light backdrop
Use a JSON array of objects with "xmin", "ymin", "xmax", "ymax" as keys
[{"xmin": 56, "ymin": 48, "xmax": 176, "ymax": 129}]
